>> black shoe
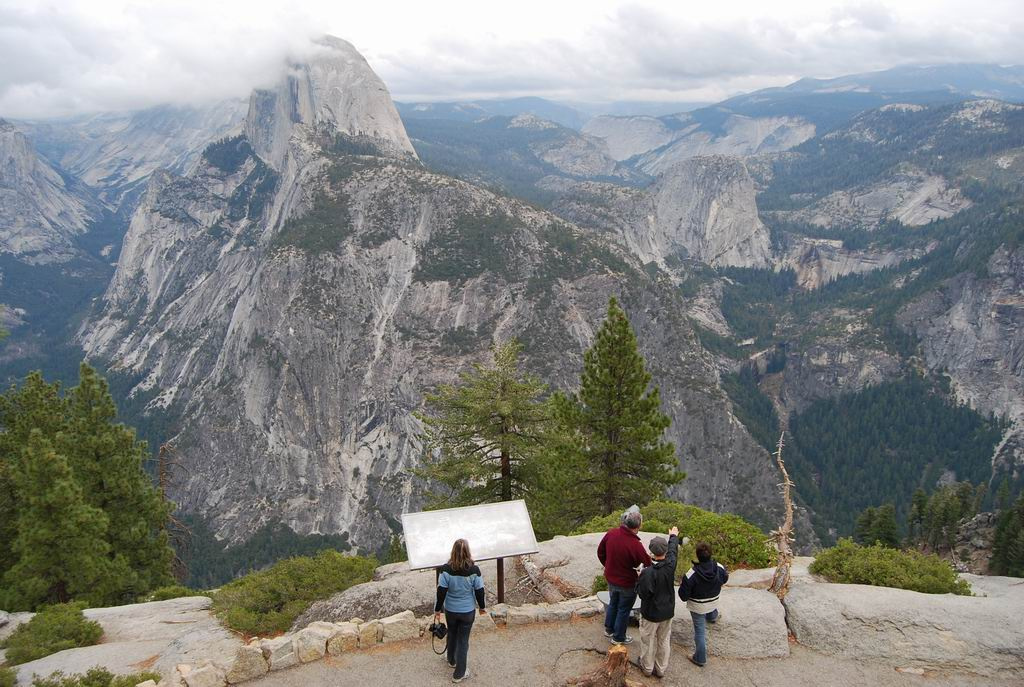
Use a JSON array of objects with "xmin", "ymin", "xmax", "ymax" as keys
[
  {"xmin": 603, "ymin": 629, "xmax": 614, "ymax": 638},
  {"xmin": 688, "ymin": 655, "xmax": 705, "ymax": 667},
  {"xmin": 611, "ymin": 635, "xmax": 633, "ymax": 645}
]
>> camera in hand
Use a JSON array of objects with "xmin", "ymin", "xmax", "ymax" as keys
[{"xmin": 428, "ymin": 622, "xmax": 447, "ymax": 639}]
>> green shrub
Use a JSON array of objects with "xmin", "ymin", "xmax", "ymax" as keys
[
  {"xmin": 591, "ymin": 575, "xmax": 608, "ymax": 595},
  {"xmin": 30, "ymin": 668, "xmax": 161, "ymax": 687},
  {"xmin": 810, "ymin": 539, "xmax": 972, "ymax": 595},
  {"xmin": 212, "ymin": 550, "xmax": 377, "ymax": 635},
  {"xmin": 1, "ymin": 666, "xmax": 16, "ymax": 687},
  {"xmin": 572, "ymin": 500, "xmax": 776, "ymax": 570},
  {"xmin": 0, "ymin": 604, "xmax": 103, "ymax": 665},
  {"xmin": 148, "ymin": 585, "xmax": 207, "ymax": 601}
]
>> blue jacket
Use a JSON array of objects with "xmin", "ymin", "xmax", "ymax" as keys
[{"xmin": 434, "ymin": 564, "xmax": 485, "ymax": 613}]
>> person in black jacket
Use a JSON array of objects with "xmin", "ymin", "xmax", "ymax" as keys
[
  {"xmin": 678, "ymin": 541, "xmax": 729, "ymax": 667},
  {"xmin": 635, "ymin": 526, "xmax": 679, "ymax": 678}
]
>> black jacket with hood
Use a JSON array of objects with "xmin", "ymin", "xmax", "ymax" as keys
[
  {"xmin": 678, "ymin": 557, "xmax": 729, "ymax": 614},
  {"xmin": 634, "ymin": 534, "xmax": 679, "ymax": 622}
]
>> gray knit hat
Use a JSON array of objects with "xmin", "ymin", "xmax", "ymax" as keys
[{"xmin": 649, "ymin": 536, "xmax": 669, "ymax": 556}]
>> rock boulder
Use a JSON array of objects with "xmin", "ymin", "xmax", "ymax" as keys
[
  {"xmin": 783, "ymin": 578, "xmax": 1024, "ymax": 677},
  {"xmin": 13, "ymin": 598, "xmax": 241, "ymax": 687},
  {"xmin": 671, "ymin": 587, "xmax": 789, "ymax": 659},
  {"xmin": 379, "ymin": 610, "xmax": 419, "ymax": 643},
  {"xmin": 259, "ymin": 636, "xmax": 297, "ymax": 671},
  {"xmin": 225, "ymin": 646, "xmax": 268, "ymax": 684},
  {"xmin": 326, "ymin": 622, "xmax": 359, "ymax": 654}
]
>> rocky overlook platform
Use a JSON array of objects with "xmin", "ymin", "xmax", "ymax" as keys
[{"xmin": 4, "ymin": 532, "xmax": 1022, "ymax": 686}]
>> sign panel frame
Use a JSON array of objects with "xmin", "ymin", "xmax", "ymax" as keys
[{"xmin": 401, "ymin": 499, "xmax": 540, "ymax": 571}]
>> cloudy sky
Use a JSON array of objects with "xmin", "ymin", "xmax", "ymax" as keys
[{"xmin": 1, "ymin": 0, "xmax": 1023, "ymax": 118}]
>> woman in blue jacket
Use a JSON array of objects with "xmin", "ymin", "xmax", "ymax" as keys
[{"xmin": 434, "ymin": 539, "xmax": 486, "ymax": 683}]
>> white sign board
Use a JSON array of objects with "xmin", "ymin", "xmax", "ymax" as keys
[{"xmin": 402, "ymin": 500, "xmax": 540, "ymax": 570}]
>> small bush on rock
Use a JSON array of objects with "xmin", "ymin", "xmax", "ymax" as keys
[
  {"xmin": 810, "ymin": 539, "xmax": 971, "ymax": 595},
  {"xmin": 591, "ymin": 575, "xmax": 608, "ymax": 594},
  {"xmin": 0, "ymin": 603, "xmax": 103, "ymax": 665},
  {"xmin": 212, "ymin": 550, "xmax": 376, "ymax": 635},
  {"xmin": 1, "ymin": 666, "xmax": 16, "ymax": 687},
  {"xmin": 573, "ymin": 500, "xmax": 776, "ymax": 569},
  {"xmin": 30, "ymin": 668, "xmax": 161, "ymax": 687},
  {"xmin": 148, "ymin": 585, "xmax": 206, "ymax": 601}
]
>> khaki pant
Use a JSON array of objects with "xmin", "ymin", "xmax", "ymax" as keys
[{"xmin": 639, "ymin": 616, "xmax": 673, "ymax": 676}]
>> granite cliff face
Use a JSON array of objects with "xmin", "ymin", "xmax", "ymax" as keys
[
  {"xmin": 779, "ymin": 236, "xmax": 929, "ymax": 290},
  {"xmin": 551, "ymin": 156, "xmax": 772, "ymax": 269},
  {"xmin": 245, "ymin": 36, "xmax": 415, "ymax": 171},
  {"xmin": 82, "ymin": 38, "xmax": 786, "ymax": 549},
  {"xmin": 582, "ymin": 112, "xmax": 815, "ymax": 175},
  {"xmin": 897, "ymin": 245, "xmax": 1024, "ymax": 477},
  {"xmin": 0, "ymin": 119, "xmax": 98, "ymax": 263},
  {"xmin": 20, "ymin": 101, "xmax": 245, "ymax": 211}
]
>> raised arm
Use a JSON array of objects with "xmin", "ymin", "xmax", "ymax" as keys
[{"xmin": 665, "ymin": 528, "xmax": 679, "ymax": 573}]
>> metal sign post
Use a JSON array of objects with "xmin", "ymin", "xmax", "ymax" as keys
[{"xmin": 497, "ymin": 557, "xmax": 504, "ymax": 603}]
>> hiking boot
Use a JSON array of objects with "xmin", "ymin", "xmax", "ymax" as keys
[
  {"xmin": 452, "ymin": 673, "xmax": 469, "ymax": 683},
  {"xmin": 603, "ymin": 629, "xmax": 614, "ymax": 638},
  {"xmin": 611, "ymin": 635, "xmax": 633, "ymax": 645}
]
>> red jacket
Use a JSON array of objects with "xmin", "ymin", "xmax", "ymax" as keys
[{"xmin": 597, "ymin": 525, "xmax": 652, "ymax": 588}]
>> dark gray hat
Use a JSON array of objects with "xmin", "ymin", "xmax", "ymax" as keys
[{"xmin": 649, "ymin": 536, "xmax": 668, "ymax": 556}]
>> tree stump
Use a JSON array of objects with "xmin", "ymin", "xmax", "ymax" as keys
[{"xmin": 566, "ymin": 645, "xmax": 641, "ymax": 687}]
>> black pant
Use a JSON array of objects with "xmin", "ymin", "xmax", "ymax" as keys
[{"xmin": 445, "ymin": 609, "xmax": 475, "ymax": 679}]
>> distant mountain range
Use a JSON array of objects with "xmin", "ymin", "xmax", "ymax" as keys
[{"xmin": 398, "ymin": 63, "xmax": 1024, "ymax": 135}]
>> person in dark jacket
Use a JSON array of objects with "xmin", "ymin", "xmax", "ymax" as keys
[
  {"xmin": 635, "ymin": 526, "xmax": 679, "ymax": 677},
  {"xmin": 597, "ymin": 509, "xmax": 652, "ymax": 644},
  {"xmin": 678, "ymin": 541, "xmax": 729, "ymax": 667},
  {"xmin": 434, "ymin": 539, "xmax": 486, "ymax": 683}
]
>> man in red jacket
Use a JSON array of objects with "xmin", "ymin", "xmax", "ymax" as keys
[{"xmin": 597, "ymin": 509, "xmax": 651, "ymax": 644}]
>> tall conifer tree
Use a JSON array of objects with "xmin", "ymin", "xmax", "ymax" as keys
[
  {"xmin": 548, "ymin": 297, "xmax": 681, "ymax": 522},
  {"xmin": 59, "ymin": 365, "xmax": 173, "ymax": 597},
  {"xmin": 2, "ymin": 431, "xmax": 112, "ymax": 609},
  {"xmin": 417, "ymin": 340, "xmax": 551, "ymax": 505},
  {"xmin": 0, "ymin": 373, "xmax": 66, "ymax": 578},
  {"xmin": 0, "ymin": 365, "xmax": 173, "ymax": 608}
]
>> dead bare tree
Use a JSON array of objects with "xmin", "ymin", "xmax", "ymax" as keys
[
  {"xmin": 516, "ymin": 555, "xmax": 589, "ymax": 603},
  {"xmin": 157, "ymin": 441, "xmax": 193, "ymax": 582},
  {"xmin": 768, "ymin": 432, "xmax": 796, "ymax": 598}
]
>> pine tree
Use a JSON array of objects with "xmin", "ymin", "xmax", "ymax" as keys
[
  {"xmin": 1, "ymin": 431, "xmax": 112, "ymax": 610},
  {"xmin": 383, "ymin": 534, "xmax": 408, "ymax": 564},
  {"xmin": 996, "ymin": 477, "xmax": 1011, "ymax": 510},
  {"xmin": 0, "ymin": 373, "xmax": 66, "ymax": 579},
  {"xmin": 991, "ymin": 496, "xmax": 1024, "ymax": 576},
  {"xmin": 908, "ymin": 488, "xmax": 927, "ymax": 543},
  {"xmin": 869, "ymin": 504, "xmax": 900, "ymax": 548},
  {"xmin": 416, "ymin": 341, "xmax": 552, "ymax": 505},
  {"xmin": 546, "ymin": 297, "xmax": 682, "ymax": 522},
  {"xmin": 854, "ymin": 507, "xmax": 877, "ymax": 545},
  {"xmin": 0, "ymin": 365, "xmax": 174, "ymax": 608},
  {"xmin": 58, "ymin": 364, "xmax": 173, "ymax": 599}
]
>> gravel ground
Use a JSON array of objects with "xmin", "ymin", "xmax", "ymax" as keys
[{"xmin": 247, "ymin": 615, "xmax": 1017, "ymax": 687}]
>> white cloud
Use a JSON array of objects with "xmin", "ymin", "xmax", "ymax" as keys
[{"xmin": 1, "ymin": 0, "xmax": 1022, "ymax": 118}]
